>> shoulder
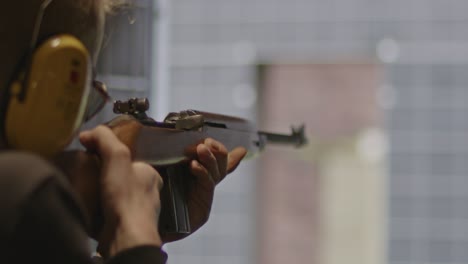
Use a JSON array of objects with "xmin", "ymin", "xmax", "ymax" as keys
[
  {"xmin": 0, "ymin": 151, "xmax": 59, "ymax": 178},
  {"xmin": 0, "ymin": 151, "xmax": 69, "ymax": 239},
  {"xmin": 0, "ymin": 151, "xmax": 62, "ymax": 199}
]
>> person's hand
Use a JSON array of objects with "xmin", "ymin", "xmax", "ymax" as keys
[
  {"xmin": 79, "ymin": 126, "xmax": 164, "ymax": 258},
  {"xmin": 162, "ymin": 138, "xmax": 247, "ymax": 243},
  {"xmin": 104, "ymin": 115, "xmax": 247, "ymax": 243}
]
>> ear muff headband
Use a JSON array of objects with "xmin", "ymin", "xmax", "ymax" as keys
[{"xmin": 6, "ymin": 35, "xmax": 91, "ymax": 157}]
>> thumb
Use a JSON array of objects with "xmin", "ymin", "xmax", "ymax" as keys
[
  {"xmin": 227, "ymin": 147, "xmax": 247, "ymax": 174},
  {"xmin": 79, "ymin": 126, "xmax": 127, "ymax": 159},
  {"xmin": 79, "ymin": 130, "xmax": 98, "ymax": 153}
]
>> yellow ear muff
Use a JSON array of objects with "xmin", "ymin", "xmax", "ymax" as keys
[{"xmin": 5, "ymin": 35, "xmax": 91, "ymax": 157}]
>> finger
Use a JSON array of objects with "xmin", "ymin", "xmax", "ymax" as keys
[
  {"xmin": 79, "ymin": 126, "xmax": 132, "ymax": 186},
  {"xmin": 196, "ymin": 144, "xmax": 221, "ymax": 183},
  {"xmin": 190, "ymin": 159, "xmax": 215, "ymax": 190},
  {"xmin": 227, "ymin": 147, "xmax": 248, "ymax": 174},
  {"xmin": 79, "ymin": 130, "xmax": 98, "ymax": 153},
  {"xmin": 79, "ymin": 126, "xmax": 131, "ymax": 163},
  {"xmin": 190, "ymin": 159, "xmax": 209, "ymax": 178},
  {"xmin": 204, "ymin": 138, "xmax": 228, "ymax": 179}
]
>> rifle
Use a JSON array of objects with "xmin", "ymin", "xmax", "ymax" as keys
[{"xmin": 111, "ymin": 98, "xmax": 307, "ymax": 235}]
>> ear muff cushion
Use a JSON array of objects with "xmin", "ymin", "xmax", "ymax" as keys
[{"xmin": 5, "ymin": 35, "xmax": 91, "ymax": 157}]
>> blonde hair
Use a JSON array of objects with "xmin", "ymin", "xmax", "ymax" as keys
[
  {"xmin": 73, "ymin": 0, "xmax": 131, "ymax": 14},
  {"xmin": 103, "ymin": 0, "xmax": 132, "ymax": 13},
  {"xmin": 0, "ymin": 0, "xmax": 130, "ymax": 105}
]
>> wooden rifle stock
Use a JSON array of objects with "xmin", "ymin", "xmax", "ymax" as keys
[{"xmin": 110, "ymin": 98, "xmax": 307, "ymax": 235}]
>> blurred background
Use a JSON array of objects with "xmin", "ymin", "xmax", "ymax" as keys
[{"xmin": 91, "ymin": 0, "xmax": 468, "ymax": 263}]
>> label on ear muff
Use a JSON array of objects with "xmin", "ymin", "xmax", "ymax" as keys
[{"xmin": 6, "ymin": 35, "xmax": 91, "ymax": 157}]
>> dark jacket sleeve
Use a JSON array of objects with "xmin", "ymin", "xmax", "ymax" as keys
[
  {"xmin": 106, "ymin": 246, "xmax": 168, "ymax": 264},
  {"xmin": 0, "ymin": 152, "xmax": 167, "ymax": 264},
  {"xmin": 8, "ymin": 179, "xmax": 94, "ymax": 264}
]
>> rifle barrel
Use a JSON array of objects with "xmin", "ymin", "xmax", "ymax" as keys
[{"xmin": 259, "ymin": 125, "xmax": 307, "ymax": 147}]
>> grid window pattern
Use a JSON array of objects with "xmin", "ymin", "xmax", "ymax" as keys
[
  {"xmin": 84, "ymin": 0, "xmax": 154, "ymax": 127},
  {"xmin": 169, "ymin": 1, "xmax": 468, "ymax": 264}
]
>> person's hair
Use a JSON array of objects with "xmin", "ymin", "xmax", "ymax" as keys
[
  {"xmin": 102, "ymin": 0, "xmax": 132, "ymax": 13},
  {"xmin": 75, "ymin": 0, "xmax": 130, "ymax": 14},
  {"xmin": 0, "ymin": 0, "xmax": 130, "ymax": 139}
]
